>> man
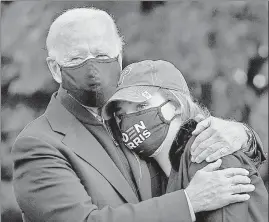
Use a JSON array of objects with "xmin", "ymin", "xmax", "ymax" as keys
[{"xmin": 12, "ymin": 8, "xmax": 265, "ymax": 222}]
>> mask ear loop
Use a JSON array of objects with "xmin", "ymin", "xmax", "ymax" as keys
[
  {"xmin": 157, "ymin": 100, "xmax": 181, "ymax": 124},
  {"xmin": 151, "ymin": 101, "xmax": 182, "ymax": 158},
  {"xmin": 56, "ymin": 62, "xmax": 62, "ymax": 72},
  {"xmin": 150, "ymin": 101, "xmax": 171, "ymax": 158}
]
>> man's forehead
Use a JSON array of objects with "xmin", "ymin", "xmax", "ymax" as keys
[
  {"xmin": 50, "ymin": 14, "xmax": 117, "ymax": 59},
  {"xmin": 58, "ymin": 22, "xmax": 104, "ymax": 48}
]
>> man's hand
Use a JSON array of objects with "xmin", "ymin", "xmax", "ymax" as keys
[
  {"xmin": 190, "ymin": 116, "xmax": 249, "ymax": 163},
  {"xmin": 185, "ymin": 159, "xmax": 255, "ymax": 213}
]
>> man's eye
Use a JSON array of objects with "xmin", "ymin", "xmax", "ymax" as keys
[
  {"xmin": 71, "ymin": 57, "xmax": 83, "ymax": 61},
  {"xmin": 95, "ymin": 55, "xmax": 110, "ymax": 59},
  {"xmin": 68, "ymin": 58, "xmax": 83, "ymax": 65}
]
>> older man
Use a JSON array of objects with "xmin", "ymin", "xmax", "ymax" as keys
[{"xmin": 12, "ymin": 8, "xmax": 265, "ymax": 222}]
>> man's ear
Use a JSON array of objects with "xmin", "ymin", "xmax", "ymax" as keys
[
  {"xmin": 117, "ymin": 53, "xmax": 123, "ymax": 70},
  {"xmin": 46, "ymin": 57, "xmax": 62, "ymax": 83}
]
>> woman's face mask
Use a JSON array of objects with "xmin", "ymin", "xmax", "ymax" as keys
[
  {"xmin": 60, "ymin": 57, "xmax": 121, "ymax": 108},
  {"xmin": 118, "ymin": 100, "xmax": 179, "ymax": 158}
]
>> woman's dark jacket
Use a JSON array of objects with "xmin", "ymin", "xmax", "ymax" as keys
[{"xmin": 167, "ymin": 120, "xmax": 268, "ymax": 222}]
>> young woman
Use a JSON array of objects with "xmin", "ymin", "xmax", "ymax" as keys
[{"xmin": 103, "ymin": 60, "xmax": 268, "ymax": 222}]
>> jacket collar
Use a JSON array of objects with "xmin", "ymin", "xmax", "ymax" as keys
[{"xmin": 44, "ymin": 91, "xmax": 74, "ymax": 135}]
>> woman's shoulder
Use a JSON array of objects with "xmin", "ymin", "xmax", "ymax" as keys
[
  {"xmin": 169, "ymin": 119, "xmax": 258, "ymax": 178},
  {"xmin": 185, "ymin": 142, "xmax": 258, "ymax": 179}
]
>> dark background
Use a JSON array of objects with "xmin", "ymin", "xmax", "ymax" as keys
[{"xmin": 1, "ymin": 1, "xmax": 268, "ymax": 221}]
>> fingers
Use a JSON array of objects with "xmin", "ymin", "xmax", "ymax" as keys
[
  {"xmin": 230, "ymin": 184, "xmax": 255, "ymax": 194},
  {"xmin": 192, "ymin": 117, "xmax": 212, "ymax": 136},
  {"xmin": 200, "ymin": 159, "xmax": 222, "ymax": 172},
  {"xmin": 230, "ymin": 175, "xmax": 251, "ymax": 184},
  {"xmin": 191, "ymin": 128, "xmax": 214, "ymax": 153},
  {"xmin": 222, "ymin": 168, "xmax": 249, "ymax": 177},
  {"xmin": 194, "ymin": 114, "xmax": 206, "ymax": 123},
  {"xmin": 193, "ymin": 142, "xmax": 225, "ymax": 163},
  {"xmin": 229, "ymin": 194, "xmax": 250, "ymax": 204},
  {"xmin": 205, "ymin": 146, "xmax": 232, "ymax": 163}
]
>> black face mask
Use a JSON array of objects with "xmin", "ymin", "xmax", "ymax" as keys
[
  {"xmin": 118, "ymin": 101, "xmax": 179, "ymax": 158},
  {"xmin": 60, "ymin": 57, "xmax": 121, "ymax": 108}
]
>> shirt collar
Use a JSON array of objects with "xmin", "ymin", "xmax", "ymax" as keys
[
  {"xmin": 57, "ymin": 87, "xmax": 103, "ymax": 126},
  {"xmin": 83, "ymin": 106, "xmax": 104, "ymax": 123}
]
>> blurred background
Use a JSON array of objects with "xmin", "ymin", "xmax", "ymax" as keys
[{"xmin": 1, "ymin": 1, "xmax": 268, "ymax": 221}]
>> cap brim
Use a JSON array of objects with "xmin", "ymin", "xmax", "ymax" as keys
[{"xmin": 102, "ymin": 86, "xmax": 160, "ymax": 119}]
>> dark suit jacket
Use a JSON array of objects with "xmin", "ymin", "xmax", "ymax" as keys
[
  {"xmin": 12, "ymin": 89, "xmax": 192, "ymax": 222},
  {"xmin": 167, "ymin": 121, "xmax": 268, "ymax": 222}
]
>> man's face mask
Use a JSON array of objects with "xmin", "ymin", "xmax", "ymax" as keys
[
  {"xmin": 118, "ymin": 100, "xmax": 179, "ymax": 158},
  {"xmin": 60, "ymin": 57, "xmax": 121, "ymax": 108}
]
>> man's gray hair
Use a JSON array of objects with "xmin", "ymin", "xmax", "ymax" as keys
[{"xmin": 46, "ymin": 7, "xmax": 124, "ymax": 64}]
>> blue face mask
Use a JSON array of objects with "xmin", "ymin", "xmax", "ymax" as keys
[{"xmin": 60, "ymin": 57, "xmax": 121, "ymax": 108}]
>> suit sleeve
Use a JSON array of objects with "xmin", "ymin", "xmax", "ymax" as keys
[
  {"xmin": 12, "ymin": 136, "xmax": 192, "ymax": 222},
  {"xmin": 185, "ymin": 143, "xmax": 268, "ymax": 222}
]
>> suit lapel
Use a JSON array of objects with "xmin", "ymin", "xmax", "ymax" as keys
[
  {"xmin": 62, "ymin": 122, "xmax": 139, "ymax": 204},
  {"xmin": 45, "ymin": 91, "xmax": 139, "ymax": 204}
]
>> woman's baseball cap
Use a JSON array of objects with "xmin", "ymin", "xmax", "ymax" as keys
[{"xmin": 102, "ymin": 60, "xmax": 190, "ymax": 119}]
